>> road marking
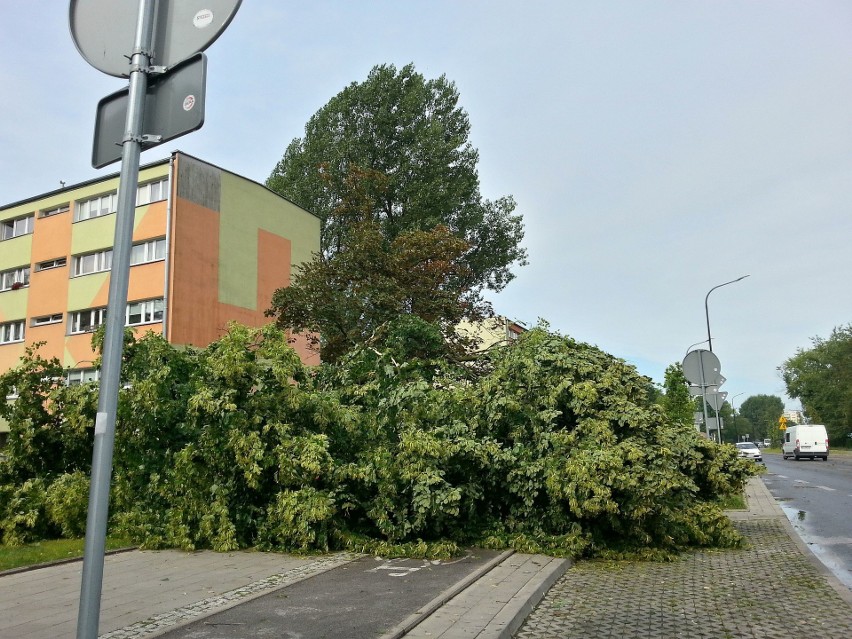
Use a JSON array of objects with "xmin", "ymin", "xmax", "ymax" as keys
[
  {"xmin": 816, "ymin": 485, "xmax": 836, "ymax": 492},
  {"xmin": 794, "ymin": 479, "xmax": 810, "ymax": 484},
  {"xmin": 776, "ymin": 474, "xmax": 788, "ymax": 479}
]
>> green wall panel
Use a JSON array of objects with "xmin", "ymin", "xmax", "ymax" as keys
[
  {"xmin": 218, "ymin": 172, "xmax": 320, "ymax": 310},
  {"xmin": 0, "ymin": 235, "xmax": 33, "ymax": 270},
  {"xmin": 0, "ymin": 288, "xmax": 28, "ymax": 321},
  {"xmin": 67, "ymin": 273, "xmax": 109, "ymax": 310}
]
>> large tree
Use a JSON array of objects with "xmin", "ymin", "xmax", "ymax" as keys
[
  {"xmin": 738, "ymin": 395, "xmax": 784, "ymax": 442},
  {"xmin": 267, "ymin": 213, "xmax": 491, "ymax": 364},
  {"xmin": 266, "ymin": 63, "xmax": 527, "ymax": 293},
  {"xmin": 782, "ymin": 324, "xmax": 852, "ymax": 443}
]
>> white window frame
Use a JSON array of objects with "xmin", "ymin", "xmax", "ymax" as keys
[
  {"xmin": 136, "ymin": 178, "xmax": 169, "ymax": 207},
  {"xmin": 66, "ymin": 368, "xmax": 100, "ymax": 386},
  {"xmin": 0, "ymin": 320, "xmax": 25, "ymax": 344},
  {"xmin": 72, "ymin": 249, "xmax": 112, "ymax": 277},
  {"xmin": 1, "ymin": 214, "xmax": 34, "ymax": 240},
  {"xmin": 0, "ymin": 266, "xmax": 30, "ymax": 292},
  {"xmin": 74, "ymin": 192, "xmax": 118, "ymax": 222},
  {"xmin": 69, "ymin": 308, "xmax": 107, "ymax": 334},
  {"xmin": 126, "ymin": 299, "xmax": 164, "ymax": 326},
  {"xmin": 31, "ymin": 314, "xmax": 63, "ymax": 327},
  {"xmin": 130, "ymin": 238, "xmax": 167, "ymax": 265},
  {"xmin": 36, "ymin": 257, "xmax": 67, "ymax": 271},
  {"xmin": 39, "ymin": 203, "xmax": 70, "ymax": 218}
]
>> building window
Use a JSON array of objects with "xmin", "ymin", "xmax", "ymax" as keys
[
  {"xmin": 72, "ymin": 249, "xmax": 112, "ymax": 277},
  {"xmin": 130, "ymin": 238, "xmax": 166, "ymax": 265},
  {"xmin": 66, "ymin": 368, "xmax": 100, "ymax": 386},
  {"xmin": 136, "ymin": 178, "xmax": 169, "ymax": 206},
  {"xmin": 1, "ymin": 214, "xmax": 34, "ymax": 240},
  {"xmin": 69, "ymin": 308, "xmax": 107, "ymax": 334},
  {"xmin": 36, "ymin": 257, "xmax": 67, "ymax": 271},
  {"xmin": 31, "ymin": 314, "xmax": 63, "ymax": 327},
  {"xmin": 75, "ymin": 192, "xmax": 117, "ymax": 222},
  {"xmin": 0, "ymin": 266, "xmax": 30, "ymax": 292},
  {"xmin": 0, "ymin": 321, "xmax": 25, "ymax": 344},
  {"xmin": 126, "ymin": 299, "xmax": 164, "ymax": 326},
  {"xmin": 39, "ymin": 204, "xmax": 70, "ymax": 218}
]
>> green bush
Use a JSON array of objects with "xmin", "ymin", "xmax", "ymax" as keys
[
  {"xmin": 1, "ymin": 478, "xmax": 52, "ymax": 546},
  {"xmin": 45, "ymin": 471, "xmax": 90, "ymax": 538},
  {"xmin": 0, "ymin": 321, "xmax": 756, "ymax": 558}
]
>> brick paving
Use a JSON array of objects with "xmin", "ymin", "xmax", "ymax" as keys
[{"xmin": 515, "ymin": 513, "xmax": 852, "ymax": 638}]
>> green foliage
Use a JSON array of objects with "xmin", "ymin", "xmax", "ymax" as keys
[
  {"xmin": 45, "ymin": 472, "xmax": 90, "ymax": 538},
  {"xmin": 738, "ymin": 395, "xmax": 784, "ymax": 442},
  {"xmin": 266, "ymin": 63, "xmax": 527, "ymax": 293},
  {"xmin": 659, "ymin": 364, "xmax": 694, "ymax": 427},
  {"xmin": 267, "ymin": 218, "xmax": 491, "ymax": 363},
  {"xmin": 0, "ymin": 322, "xmax": 755, "ymax": 559},
  {"xmin": 782, "ymin": 324, "xmax": 852, "ymax": 443}
]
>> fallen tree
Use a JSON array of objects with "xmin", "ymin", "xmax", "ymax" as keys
[{"xmin": 0, "ymin": 321, "xmax": 754, "ymax": 559}]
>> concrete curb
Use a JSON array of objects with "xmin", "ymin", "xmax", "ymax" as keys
[
  {"xmin": 405, "ymin": 553, "xmax": 572, "ymax": 639},
  {"xmin": 378, "ymin": 549, "xmax": 515, "ymax": 639},
  {"xmin": 489, "ymin": 556, "xmax": 572, "ymax": 639}
]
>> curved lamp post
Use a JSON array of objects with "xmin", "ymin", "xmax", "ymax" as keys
[
  {"xmin": 684, "ymin": 339, "xmax": 710, "ymax": 359},
  {"xmin": 730, "ymin": 392, "xmax": 745, "ymax": 441},
  {"xmin": 705, "ymin": 275, "xmax": 749, "ymax": 352}
]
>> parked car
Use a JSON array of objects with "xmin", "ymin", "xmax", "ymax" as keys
[{"xmin": 736, "ymin": 442, "xmax": 763, "ymax": 463}]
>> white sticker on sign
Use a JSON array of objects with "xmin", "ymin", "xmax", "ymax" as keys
[
  {"xmin": 95, "ymin": 412, "xmax": 108, "ymax": 435},
  {"xmin": 183, "ymin": 95, "xmax": 196, "ymax": 111},
  {"xmin": 194, "ymin": 10, "xmax": 214, "ymax": 29}
]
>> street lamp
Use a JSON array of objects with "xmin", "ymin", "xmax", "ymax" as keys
[
  {"xmin": 684, "ymin": 339, "xmax": 710, "ymax": 359},
  {"xmin": 705, "ymin": 275, "xmax": 750, "ymax": 352},
  {"xmin": 730, "ymin": 392, "xmax": 744, "ymax": 441}
]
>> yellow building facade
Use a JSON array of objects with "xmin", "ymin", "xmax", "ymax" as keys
[{"xmin": 0, "ymin": 152, "xmax": 320, "ymax": 443}]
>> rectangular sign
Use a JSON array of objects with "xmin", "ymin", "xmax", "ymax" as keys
[{"xmin": 92, "ymin": 53, "xmax": 206, "ymax": 168}]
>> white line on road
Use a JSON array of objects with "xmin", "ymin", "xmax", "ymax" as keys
[{"xmin": 816, "ymin": 485, "xmax": 836, "ymax": 492}]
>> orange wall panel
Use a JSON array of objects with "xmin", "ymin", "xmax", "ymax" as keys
[
  {"xmin": 168, "ymin": 199, "xmax": 220, "ymax": 347},
  {"xmin": 128, "ymin": 261, "xmax": 166, "ymax": 302},
  {"xmin": 31, "ymin": 212, "xmax": 72, "ymax": 264},
  {"xmin": 133, "ymin": 202, "xmax": 167, "ymax": 241},
  {"xmin": 27, "ymin": 268, "xmax": 70, "ymax": 320}
]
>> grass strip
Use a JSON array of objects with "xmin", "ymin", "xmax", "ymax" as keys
[{"xmin": 0, "ymin": 537, "xmax": 132, "ymax": 572}]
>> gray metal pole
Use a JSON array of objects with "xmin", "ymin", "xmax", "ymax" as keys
[
  {"xmin": 76, "ymin": 2, "xmax": 157, "ymax": 637},
  {"xmin": 697, "ymin": 350, "xmax": 710, "ymax": 439},
  {"xmin": 704, "ymin": 275, "xmax": 750, "ymax": 353}
]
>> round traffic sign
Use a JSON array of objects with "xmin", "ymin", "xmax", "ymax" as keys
[
  {"xmin": 69, "ymin": 0, "xmax": 242, "ymax": 77},
  {"xmin": 682, "ymin": 349, "xmax": 722, "ymax": 386}
]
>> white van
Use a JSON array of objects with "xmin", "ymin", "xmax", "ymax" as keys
[{"xmin": 782, "ymin": 424, "xmax": 829, "ymax": 461}]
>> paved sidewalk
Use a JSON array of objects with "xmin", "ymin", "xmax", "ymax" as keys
[
  {"xmin": 0, "ymin": 549, "xmax": 355, "ymax": 639},
  {"xmin": 513, "ymin": 476, "xmax": 852, "ymax": 639}
]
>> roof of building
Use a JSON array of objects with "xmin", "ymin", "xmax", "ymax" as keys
[{"xmin": 0, "ymin": 151, "xmax": 319, "ymax": 220}]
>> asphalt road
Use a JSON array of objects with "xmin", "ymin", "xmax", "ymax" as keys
[
  {"xmin": 156, "ymin": 549, "xmax": 504, "ymax": 639},
  {"xmin": 762, "ymin": 452, "xmax": 852, "ymax": 590}
]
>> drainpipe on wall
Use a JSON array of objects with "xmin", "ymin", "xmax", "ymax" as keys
[{"xmin": 162, "ymin": 153, "xmax": 175, "ymax": 341}]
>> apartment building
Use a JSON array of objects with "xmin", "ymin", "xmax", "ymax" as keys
[{"xmin": 1, "ymin": 152, "xmax": 320, "ymax": 443}]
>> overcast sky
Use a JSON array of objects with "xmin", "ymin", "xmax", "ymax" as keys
[{"xmin": 3, "ymin": 1, "xmax": 851, "ymax": 409}]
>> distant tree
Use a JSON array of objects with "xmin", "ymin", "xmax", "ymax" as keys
[
  {"xmin": 738, "ymin": 395, "xmax": 784, "ymax": 442},
  {"xmin": 266, "ymin": 63, "xmax": 527, "ymax": 293},
  {"xmin": 782, "ymin": 324, "xmax": 852, "ymax": 444},
  {"xmin": 660, "ymin": 364, "xmax": 693, "ymax": 427}
]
